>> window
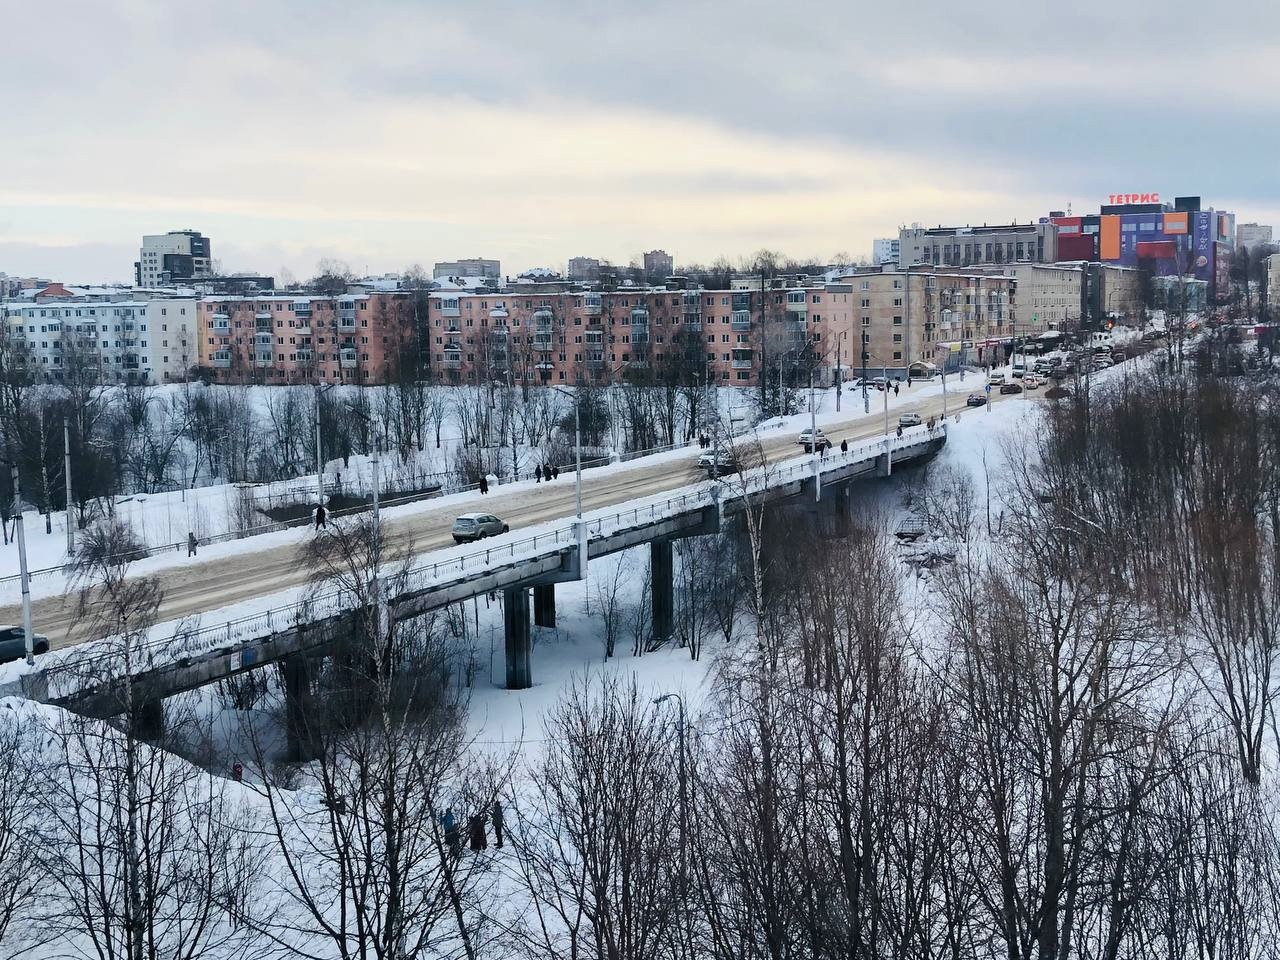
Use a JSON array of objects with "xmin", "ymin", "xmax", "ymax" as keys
[
  {"xmin": 860, "ymin": 299, "xmax": 870, "ymax": 308},
  {"xmin": 893, "ymin": 315, "xmax": 903, "ymax": 325}
]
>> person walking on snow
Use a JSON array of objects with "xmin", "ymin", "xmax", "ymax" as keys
[
  {"xmin": 552, "ymin": 465, "xmax": 559, "ymax": 480},
  {"xmin": 469, "ymin": 812, "xmax": 488, "ymax": 852},
  {"xmin": 492, "ymin": 800, "xmax": 505, "ymax": 849},
  {"xmin": 443, "ymin": 808, "xmax": 461, "ymax": 858},
  {"xmin": 315, "ymin": 503, "xmax": 327, "ymax": 529},
  {"xmin": 840, "ymin": 438, "xmax": 848, "ymax": 453},
  {"xmin": 534, "ymin": 465, "xmax": 542, "ymax": 483},
  {"xmin": 893, "ymin": 382, "xmax": 900, "ymax": 397},
  {"xmin": 479, "ymin": 475, "xmax": 489, "ymax": 495}
]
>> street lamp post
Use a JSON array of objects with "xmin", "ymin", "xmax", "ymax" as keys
[
  {"xmin": 654, "ymin": 693, "xmax": 689, "ymax": 958},
  {"xmin": 550, "ymin": 385, "xmax": 583, "ymax": 519},
  {"xmin": 10, "ymin": 466, "xmax": 36, "ymax": 665},
  {"xmin": 315, "ymin": 382, "xmax": 336, "ymax": 510},
  {"xmin": 63, "ymin": 416, "xmax": 74, "ymax": 555}
]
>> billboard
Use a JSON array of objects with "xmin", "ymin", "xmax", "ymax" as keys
[
  {"xmin": 1192, "ymin": 212, "xmax": 1214, "ymax": 283},
  {"xmin": 1100, "ymin": 216, "xmax": 1121, "ymax": 260},
  {"xmin": 1163, "ymin": 212, "xmax": 1189, "ymax": 235}
]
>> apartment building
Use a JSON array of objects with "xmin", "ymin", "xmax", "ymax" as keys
[
  {"xmin": 197, "ymin": 293, "xmax": 411, "ymax": 384},
  {"xmin": 899, "ymin": 222, "xmax": 1057, "ymax": 269},
  {"xmin": 135, "ymin": 229, "xmax": 212, "ymax": 287},
  {"xmin": 2, "ymin": 297, "xmax": 195, "ymax": 384},
  {"xmin": 1006, "ymin": 263, "xmax": 1086, "ymax": 332},
  {"xmin": 433, "ymin": 258, "xmax": 500, "ymax": 281}
]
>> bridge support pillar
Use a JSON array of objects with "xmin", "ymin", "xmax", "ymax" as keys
[
  {"xmin": 129, "ymin": 694, "xmax": 165, "ymax": 741},
  {"xmin": 876, "ymin": 446, "xmax": 892, "ymax": 478},
  {"xmin": 282, "ymin": 654, "xmax": 323, "ymax": 762},
  {"xmin": 651, "ymin": 539, "xmax": 674, "ymax": 645},
  {"xmin": 533, "ymin": 583, "xmax": 556, "ymax": 628},
  {"xmin": 504, "ymin": 587, "xmax": 533, "ymax": 690}
]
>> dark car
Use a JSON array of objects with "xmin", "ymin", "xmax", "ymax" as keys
[
  {"xmin": 999, "ymin": 382, "xmax": 1024, "ymax": 395},
  {"xmin": 966, "ymin": 393, "xmax": 987, "ymax": 407},
  {"xmin": 0, "ymin": 625, "xmax": 50, "ymax": 665}
]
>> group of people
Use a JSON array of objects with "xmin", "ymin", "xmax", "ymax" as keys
[
  {"xmin": 695, "ymin": 434, "xmax": 713, "ymax": 448},
  {"xmin": 533, "ymin": 464, "xmax": 560, "ymax": 483},
  {"xmin": 442, "ymin": 801, "xmax": 505, "ymax": 857}
]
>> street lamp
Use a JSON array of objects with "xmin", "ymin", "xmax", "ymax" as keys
[
  {"xmin": 653, "ymin": 693, "xmax": 690, "ymax": 958},
  {"xmin": 9, "ymin": 466, "xmax": 36, "ymax": 665},
  {"xmin": 550, "ymin": 384, "xmax": 583, "ymax": 520},
  {"xmin": 315, "ymin": 382, "xmax": 337, "ymax": 510}
]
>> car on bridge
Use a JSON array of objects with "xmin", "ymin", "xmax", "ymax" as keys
[
  {"xmin": 698, "ymin": 450, "xmax": 741, "ymax": 477},
  {"xmin": 898, "ymin": 413, "xmax": 922, "ymax": 427},
  {"xmin": 452, "ymin": 513, "xmax": 510, "ymax": 543},
  {"xmin": 0, "ymin": 624, "xmax": 49, "ymax": 664},
  {"xmin": 797, "ymin": 428, "xmax": 831, "ymax": 452}
]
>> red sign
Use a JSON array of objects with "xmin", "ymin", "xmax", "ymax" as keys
[{"xmin": 1108, "ymin": 192, "xmax": 1160, "ymax": 204}]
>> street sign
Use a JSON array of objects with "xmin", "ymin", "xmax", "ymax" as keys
[{"xmin": 984, "ymin": 383, "xmax": 991, "ymax": 394}]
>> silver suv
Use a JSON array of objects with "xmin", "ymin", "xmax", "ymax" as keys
[
  {"xmin": 452, "ymin": 512, "xmax": 510, "ymax": 543},
  {"xmin": 0, "ymin": 625, "xmax": 50, "ymax": 664}
]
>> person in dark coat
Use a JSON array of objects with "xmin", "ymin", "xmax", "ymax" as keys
[
  {"xmin": 840, "ymin": 438, "xmax": 848, "ymax": 453},
  {"xmin": 893, "ymin": 382, "xmax": 900, "ymax": 396},
  {"xmin": 492, "ymin": 800, "xmax": 505, "ymax": 849},
  {"xmin": 315, "ymin": 503, "xmax": 327, "ymax": 529},
  {"xmin": 478, "ymin": 475, "xmax": 489, "ymax": 495},
  {"xmin": 896, "ymin": 425, "xmax": 904, "ymax": 438},
  {"xmin": 544, "ymin": 463, "xmax": 552, "ymax": 481},
  {"xmin": 534, "ymin": 465, "xmax": 542, "ymax": 483},
  {"xmin": 552, "ymin": 465, "xmax": 559, "ymax": 480},
  {"xmin": 468, "ymin": 813, "xmax": 488, "ymax": 852},
  {"xmin": 443, "ymin": 808, "xmax": 461, "ymax": 857}
]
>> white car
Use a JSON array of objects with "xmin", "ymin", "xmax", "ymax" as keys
[
  {"xmin": 797, "ymin": 428, "xmax": 830, "ymax": 451},
  {"xmin": 988, "ymin": 372, "xmax": 1006, "ymax": 386},
  {"xmin": 1023, "ymin": 374, "xmax": 1044, "ymax": 389},
  {"xmin": 898, "ymin": 413, "xmax": 922, "ymax": 427}
]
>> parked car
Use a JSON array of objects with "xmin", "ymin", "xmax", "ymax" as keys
[
  {"xmin": 999, "ymin": 382, "xmax": 1024, "ymax": 395},
  {"xmin": 0, "ymin": 625, "xmax": 49, "ymax": 665},
  {"xmin": 452, "ymin": 512, "xmax": 509, "ymax": 543},
  {"xmin": 898, "ymin": 412, "xmax": 922, "ymax": 427},
  {"xmin": 966, "ymin": 393, "xmax": 988, "ymax": 407},
  {"xmin": 797, "ymin": 428, "xmax": 831, "ymax": 451},
  {"xmin": 869, "ymin": 376, "xmax": 890, "ymax": 391}
]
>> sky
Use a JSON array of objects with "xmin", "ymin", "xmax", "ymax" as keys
[{"xmin": 2, "ymin": 0, "xmax": 1278, "ymax": 284}]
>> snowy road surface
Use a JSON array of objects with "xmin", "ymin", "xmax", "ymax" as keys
[{"xmin": 0, "ymin": 382, "xmax": 1025, "ymax": 650}]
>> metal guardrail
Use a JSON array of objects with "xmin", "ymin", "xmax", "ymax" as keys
[{"xmin": 33, "ymin": 424, "xmax": 946, "ymax": 696}]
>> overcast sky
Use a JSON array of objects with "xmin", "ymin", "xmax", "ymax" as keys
[{"xmin": 3, "ymin": 0, "xmax": 1277, "ymax": 284}]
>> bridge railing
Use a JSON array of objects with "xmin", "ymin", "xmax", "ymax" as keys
[{"xmin": 28, "ymin": 423, "xmax": 945, "ymax": 699}]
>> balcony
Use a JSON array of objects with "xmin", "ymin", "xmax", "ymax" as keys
[
  {"xmin": 337, "ymin": 308, "xmax": 358, "ymax": 331},
  {"xmin": 586, "ymin": 354, "xmax": 605, "ymax": 368},
  {"xmin": 582, "ymin": 295, "xmax": 602, "ymax": 316},
  {"xmin": 731, "ymin": 311, "xmax": 752, "ymax": 331},
  {"xmin": 256, "ymin": 318, "xmax": 273, "ymax": 332},
  {"xmin": 440, "ymin": 300, "xmax": 461, "ymax": 318},
  {"xmin": 255, "ymin": 353, "xmax": 273, "ymax": 368},
  {"xmin": 489, "ymin": 351, "xmax": 509, "ymax": 367},
  {"xmin": 532, "ymin": 309, "xmax": 554, "ymax": 327},
  {"xmin": 731, "ymin": 293, "xmax": 751, "ymax": 311},
  {"xmin": 340, "ymin": 349, "xmax": 358, "ymax": 368},
  {"xmin": 629, "ymin": 309, "xmax": 649, "ymax": 326},
  {"xmin": 682, "ymin": 316, "xmax": 703, "ymax": 331},
  {"xmin": 292, "ymin": 303, "xmax": 312, "ymax": 320},
  {"xmin": 731, "ymin": 351, "xmax": 753, "ymax": 369},
  {"xmin": 296, "ymin": 351, "xmax": 314, "ymax": 364},
  {"xmin": 489, "ymin": 307, "xmax": 509, "ymax": 320},
  {"xmin": 212, "ymin": 354, "xmax": 232, "ymax": 369},
  {"xmin": 533, "ymin": 333, "xmax": 554, "ymax": 351},
  {"xmin": 255, "ymin": 311, "xmax": 273, "ymax": 321},
  {"xmin": 210, "ymin": 314, "xmax": 230, "ymax": 332},
  {"xmin": 442, "ymin": 354, "xmax": 462, "ymax": 369}
]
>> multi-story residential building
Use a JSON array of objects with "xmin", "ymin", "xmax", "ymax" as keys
[
  {"xmin": 567, "ymin": 257, "xmax": 601, "ymax": 282},
  {"xmin": 899, "ymin": 222, "xmax": 1057, "ymax": 269},
  {"xmin": 433, "ymin": 258, "xmax": 500, "ymax": 281},
  {"xmin": 1005, "ymin": 263, "xmax": 1086, "ymax": 332},
  {"xmin": 135, "ymin": 229, "xmax": 213, "ymax": 287},
  {"xmin": 871, "ymin": 238, "xmax": 900, "ymax": 266},
  {"xmin": 2, "ymin": 297, "xmax": 195, "ymax": 384},
  {"xmin": 196, "ymin": 292, "xmax": 411, "ymax": 384},
  {"xmin": 642, "ymin": 250, "xmax": 674, "ymax": 278},
  {"xmin": 1237, "ymin": 222, "xmax": 1273, "ymax": 251}
]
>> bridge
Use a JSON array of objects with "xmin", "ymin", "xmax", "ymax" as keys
[{"xmin": 0, "ymin": 423, "xmax": 946, "ymax": 757}]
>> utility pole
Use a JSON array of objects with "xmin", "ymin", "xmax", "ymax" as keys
[
  {"xmin": 315, "ymin": 389, "xmax": 325, "ymax": 508},
  {"xmin": 11, "ymin": 467, "xmax": 35, "ymax": 665},
  {"xmin": 63, "ymin": 416, "xmax": 74, "ymax": 555},
  {"xmin": 655, "ymin": 694, "xmax": 689, "ymax": 960}
]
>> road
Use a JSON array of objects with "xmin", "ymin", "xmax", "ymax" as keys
[{"xmin": 2, "ymin": 385, "xmax": 1017, "ymax": 650}]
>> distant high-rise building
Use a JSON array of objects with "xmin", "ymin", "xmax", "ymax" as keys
[
  {"xmin": 642, "ymin": 249, "xmax": 674, "ymax": 278},
  {"xmin": 872, "ymin": 238, "xmax": 900, "ymax": 266},
  {"xmin": 1237, "ymin": 222, "xmax": 1273, "ymax": 251},
  {"xmin": 567, "ymin": 256, "xmax": 601, "ymax": 282},
  {"xmin": 135, "ymin": 229, "xmax": 212, "ymax": 287},
  {"xmin": 433, "ymin": 258, "xmax": 501, "ymax": 281}
]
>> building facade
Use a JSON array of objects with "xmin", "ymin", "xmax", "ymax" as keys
[
  {"xmin": 871, "ymin": 238, "xmax": 900, "ymax": 266},
  {"xmin": 3, "ymin": 297, "xmax": 195, "ymax": 384},
  {"xmin": 433, "ymin": 258, "xmax": 500, "ymax": 281},
  {"xmin": 898, "ymin": 222, "xmax": 1057, "ymax": 269},
  {"xmin": 196, "ymin": 293, "xmax": 411, "ymax": 385},
  {"xmin": 1050, "ymin": 196, "xmax": 1235, "ymax": 298},
  {"xmin": 1237, "ymin": 222, "xmax": 1273, "ymax": 251},
  {"xmin": 135, "ymin": 230, "xmax": 212, "ymax": 287},
  {"xmin": 567, "ymin": 257, "xmax": 601, "ymax": 282},
  {"xmin": 1006, "ymin": 263, "xmax": 1086, "ymax": 332},
  {"xmin": 642, "ymin": 250, "xmax": 674, "ymax": 278}
]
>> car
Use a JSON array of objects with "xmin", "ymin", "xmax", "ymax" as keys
[
  {"xmin": 701, "ymin": 451, "xmax": 741, "ymax": 476},
  {"xmin": 898, "ymin": 412, "xmax": 922, "ymax": 427},
  {"xmin": 797, "ymin": 428, "xmax": 831, "ymax": 451},
  {"xmin": 966, "ymin": 393, "xmax": 987, "ymax": 407},
  {"xmin": 1023, "ymin": 374, "xmax": 1044, "ymax": 389},
  {"xmin": 988, "ymin": 373, "xmax": 1006, "ymax": 386},
  {"xmin": 452, "ymin": 512, "xmax": 509, "ymax": 543},
  {"xmin": 868, "ymin": 376, "xmax": 890, "ymax": 391},
  {"xmin": 1000, "ymin": 382, "xmax": 1024, "ymax": 395},
  {"xmin": 1093, "ymin": 357, "xmax": 1113, "ymax": 369},
  {"xmin": 1011, "ymin": 364, "xmax": 1027, "ymax": 379},
  {"xmin": 0, "ymin": 625, "xmax": 49, "ymax": 665}
]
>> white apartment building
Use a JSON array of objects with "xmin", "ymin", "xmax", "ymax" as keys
[
  {"xmin": 2, "ymin": 298, "xmax": 196, "ymax": 384},
  {"xmin": 135, "ymin": 229, "xmax": 213, "ymax": 287},
  {"xmin": 1006, "ymin": 263, "xmax": 1085, "ymax": 331},
  {"xmin": 872, "ymin": 238, "xmax": 900, "ymax": 266}
]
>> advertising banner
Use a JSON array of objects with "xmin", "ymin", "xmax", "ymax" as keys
[{"xmin": 1193, "ymin": 212, "xmax": 1214, "ymax": 283}]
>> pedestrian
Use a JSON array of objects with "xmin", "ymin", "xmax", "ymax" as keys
[
  {"xmin": 893, "ymin": 382, "xmax": 900, "ymax": 397},
  {"xmin": 444, "ymin": 809, "xmax": 462, "ymax": 858},
  {"xmin": 552, "ymin": 465, "xmax": 559, "ymax": 480},
  {"xmin": 535, "ymin": 465, "xmax": 542, "ymax": 483},
  {"xmin": 840, "ymin": 438, "xmax": 848, "ymax": 453},
  {"xmin": 492, "ymin": 800, "xmax": 505, "ymax": 849},
  {"xmin": 187, "ymin": 531, "xmax": 198, "ymax": 557},
  {"xmin": 479, "ymin": 474, "xmax": 489, "ymax": 495},
  {"xmin": 544, "ymin": 463, "xmax": 552, "ymax": 481},
  {"xmin": 231, "ymin": 761, "xmax": 243, "ymax": 782},
  {"xmin": 897, "ymin": 425, "xmax": 903, "ymax": 438},
  {"xmin": 315, "ymin": 503, "xmax": 327, "ymax": 529},
  {"xmin": 469, "ymin": 812, "xmax": 488, "ymax": 852}
]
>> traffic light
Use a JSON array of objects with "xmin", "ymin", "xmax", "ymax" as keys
[{"xmin": 861, "ymin": 351, "xmax": 870, "ymax": 363}]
